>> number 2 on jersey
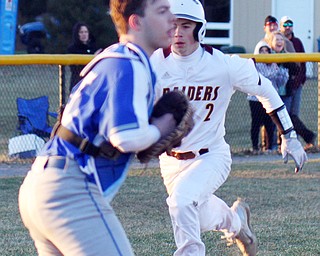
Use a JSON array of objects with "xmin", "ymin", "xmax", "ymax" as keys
[{"xmin": 204, "ymin": 103, "xmax": 214, "ymax": 121}]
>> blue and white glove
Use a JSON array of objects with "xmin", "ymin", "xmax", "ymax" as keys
[{"xmin": 280, "ymin": 131, "xmax": 308, "ymax": 173}]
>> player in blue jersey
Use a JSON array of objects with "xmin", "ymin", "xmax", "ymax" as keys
[{"xmin": 18, "ymin": 0, "xmax": 175, "ymax": 255}]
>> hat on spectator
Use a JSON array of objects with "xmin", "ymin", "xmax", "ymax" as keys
[
  {"xmin": 264, "ymin": 15, "xmax": 278, "ymax": 25},
  {"xmin": 254, "ymin": 41, "xmax": 271, "ymax": 55},
  {"xmin": 280, "ymin": 16, "xmax": 293, "ymax": 24}
]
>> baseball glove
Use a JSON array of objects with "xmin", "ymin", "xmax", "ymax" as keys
[{"xmin": 137, "ymin": 91, "xmax": 194, "ymax": 163}]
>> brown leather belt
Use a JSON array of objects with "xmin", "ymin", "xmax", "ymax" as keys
[
  {"xmin": 167, "ymin": 148, "xmax": 209, "ymax": 160},
  {"xmin": 55, "ymin": 125, "xmax": 121, "ymax": 159}
]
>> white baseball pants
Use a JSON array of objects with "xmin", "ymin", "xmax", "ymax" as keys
[{"xmin": 159, "ymin": 142, "xmax": 241, "ymax": 256}]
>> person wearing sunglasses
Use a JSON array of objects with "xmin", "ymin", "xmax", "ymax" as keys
[
  {"xmin": 280, "ymin": 16, "xmax": 316, "ymax": 151},
  {"xmin": 254, "ymin": 15, "xmax": 295, "ymax": 54}
]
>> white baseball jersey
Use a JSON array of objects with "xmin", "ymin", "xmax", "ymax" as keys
[{"xmin": 151, "ymin": 45, "xmax": 284, "ymax": 153}]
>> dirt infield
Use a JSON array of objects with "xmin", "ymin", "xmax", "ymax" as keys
[{"xmin": 1, "ymin": 152, "xmax": 319, "ymax": 178}]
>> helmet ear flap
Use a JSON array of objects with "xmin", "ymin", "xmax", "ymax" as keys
[
  {"xmin": 169, "ymin": 0, "xmax": 207, "ymax": 42},
  {"xmin": 193, "ymin": 23, "xmax": 202, "ymax": 42}
]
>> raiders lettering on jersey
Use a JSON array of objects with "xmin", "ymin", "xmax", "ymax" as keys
[{"xmin": 162, "ymin": 86, "xmax": 220, "ymax": 101}]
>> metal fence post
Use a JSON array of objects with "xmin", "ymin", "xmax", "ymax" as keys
[
  {"xmin": 318, "ymin": 63, "xmax": 320, "ymax": 147},
  {"xmin": 59, "ymin": 65, "xmax": 66, "ymax": 107}
]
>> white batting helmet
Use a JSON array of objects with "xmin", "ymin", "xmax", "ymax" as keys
[{"xmin": 169, "ymin": 0, "xmax": 207, "ymax": 42}]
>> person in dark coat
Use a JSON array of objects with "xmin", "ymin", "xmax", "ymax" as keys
[
  {"xmin": 67, "ymin": 22, "xmax": 102, "ymax": 92},
  {"xmin": 279, "ymin": 16, "xmax": 316, "ymax": 150}
]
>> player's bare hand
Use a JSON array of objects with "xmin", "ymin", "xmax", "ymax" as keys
[
  {"xmin": 151, "ymin": 113, "xmax": 176, "ymax": 138},
  {"xmin": 280, "ymin": 131, "xmax": 308, "ymax": 173}
]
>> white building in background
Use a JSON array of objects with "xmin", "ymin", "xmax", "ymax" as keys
[{"xmin": 203, "ymin": 0, "xmax": 320, "ymax": 53}]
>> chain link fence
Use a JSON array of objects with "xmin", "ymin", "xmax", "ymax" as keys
[{"xmin": 0, "ymin": 54, "xmax": 319, "ymax": 163}]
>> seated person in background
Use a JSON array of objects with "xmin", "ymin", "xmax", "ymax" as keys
[
  {"xmin": 67, "ymin": 22, "xmax": 102, "ymax": 92},
  {"xmin": 247, "ymin": 41, "xmax": 288, "ymax": 154}
]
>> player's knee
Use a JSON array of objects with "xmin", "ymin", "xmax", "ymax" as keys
[{"xmin": 167, "ymin": 196, "xmax": 198, "ymax": 218}]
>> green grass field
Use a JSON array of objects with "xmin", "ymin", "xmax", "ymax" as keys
[{"xmin": 1, "ymin": 159, "xmax": 319, "ymax": 256}]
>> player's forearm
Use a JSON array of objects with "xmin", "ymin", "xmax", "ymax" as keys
[
  {"xmin": 110, "ymin": 125, "xmax": 160, "ymax": 152},
  {"xmin": 268, "ymin": 105, "xmax": 294, "ymax": 135}
]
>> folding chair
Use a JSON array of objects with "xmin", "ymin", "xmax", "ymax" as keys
[
  {"xmin": 16, "ymin": 96, "xmax": 57, "ymax": 138},
  {"xmin": 8, "ymin": 96, "xmax": 57, "ymax": 158}
]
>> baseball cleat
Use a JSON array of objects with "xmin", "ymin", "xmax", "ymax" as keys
[{"xmin": 230, "ymin": 198, "xmax": 257, "ymax": 256}]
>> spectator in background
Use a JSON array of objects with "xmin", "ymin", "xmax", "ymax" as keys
[
  {"xmin": 280, "ymin": 16, "xmax": 306, "ymax": 116},
  {"xmin": 254, "ymin": 15, "xmax": 296, "ymax": 55},
  {"xmin": 247, "ymin": 41, "xmax": 288, "ymax": 154},
  {"xmin": 269, "ymin": 31, "xmax": 297, "ymax": 104},
  {"xmin": 269, "ymin": 31, "xmax": 315, "ymax": 149},
  {"xmin": 254, "ymin": 15, "xmax": 296, "ymax": 149},
  {"xmin": 67, "ymin": 22, "xmax": 102, "ymax": 92},
  {"xmin": 279, "ymin": 16, "xmax": 316, "ymax": 150}
]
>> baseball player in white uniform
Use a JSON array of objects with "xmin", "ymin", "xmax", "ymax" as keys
[
  {"xmin": 18, "ymin": 1, "xmax": 175, "ymax": 255},
  {"xmin": 151, "ymin": 0, "xmax": 307, "ymax": 255}
]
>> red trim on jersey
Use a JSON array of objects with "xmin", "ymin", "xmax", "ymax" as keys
[
  {"xmin": 201, "ymin": 44, "xmax": 214, "ymax": 55},
  {"xmin": 163, "ymin": 47, "xmax": 171, "ymax": 58},
  {"xmin": 250, "ymin": 58, "xmax": 261, "ymax": 85}
]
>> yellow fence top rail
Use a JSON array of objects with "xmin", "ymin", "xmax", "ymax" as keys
[
  {"xmin": 239, "ymin": 53, "xmax": 320, "ymax": 63},
  {"xmin": 1, "ymin": 53, "xmax": 320, "ymax": 65},
  {"xmin": 0, "ymin": 54, "xmax": 94, "ymax": 65}
]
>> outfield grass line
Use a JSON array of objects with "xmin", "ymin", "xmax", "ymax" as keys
[{"xmin": 0, "ymin": 152, "xmax": 319, "ymax": 178}]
